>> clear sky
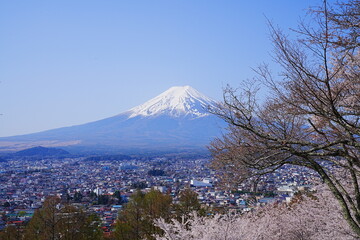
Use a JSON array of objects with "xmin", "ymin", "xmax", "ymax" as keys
[{"xmin": 0, "ymin": 0, "xmax": 318, "ymax": 137}]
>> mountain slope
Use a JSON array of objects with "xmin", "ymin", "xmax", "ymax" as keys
[{"xmin": 0, "ymin": 86, "xmax": 225, "ymax": 153}]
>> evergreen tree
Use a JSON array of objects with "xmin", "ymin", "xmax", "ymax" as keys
[
  {"xmin": 174, "ymin": 188, "xmax": 205, "ymax": 222},
  {"xmin": 114, "ymin": 190, "xmax": 172, "ymax": 240},
  {"xmin": 24, "ymin": 196, "xmax": 103, "ymax": 240},
  {"xmin": 0, "ymin": 225, "xmax": 24, "ymax": 240}
]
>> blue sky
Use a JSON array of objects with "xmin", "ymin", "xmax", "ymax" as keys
[{"xmin": 0, "ymin": 0, "xmax": 317, "ymax": 137}]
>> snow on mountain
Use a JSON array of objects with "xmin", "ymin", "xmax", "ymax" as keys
[{"xmin": 127, "ymin": 86, "xmax": 216, "ymax": 118}]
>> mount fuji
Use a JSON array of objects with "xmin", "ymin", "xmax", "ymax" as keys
[{"xmin": 0, "ymin": 86, "xmax": 226, "ymax": 153}]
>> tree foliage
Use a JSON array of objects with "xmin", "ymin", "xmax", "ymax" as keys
[
  {"xmin": 113, "ymin": 190, "xmax": 125, "ymax": 205},
  {"xmin": 0, "ymin": 225, "xmax": 24, "ymax": 240},
  {"xmin": 23, "ymin": 196, "xmax": 103, "ymax": 240},
  {"xmin": 113, "ymin": 188, "xmax": 204, "ymax": 240},
  {"xmin": 174, "ymin": 188, "xmax": 205, "ymax": 223},
  {"xmin": 209, "ymin": 0, "xmax": 360, "ymax": 236},
  {"xmin": 114, "ymin": 190, "xmax": 173, "ymax": 240}
]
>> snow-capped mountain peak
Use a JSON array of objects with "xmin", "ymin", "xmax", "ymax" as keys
[
  {"xmin": 0, "ymin": 85, "xmax": 225, "ymax": 152},
  {"xmin": 127, "ymin": 86, "xmax": 216, "ymax": 118}
]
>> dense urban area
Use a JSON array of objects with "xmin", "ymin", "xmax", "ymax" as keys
[{"xmin": 0, "ymin": 150, "xmax": 320, "ymax": 237}]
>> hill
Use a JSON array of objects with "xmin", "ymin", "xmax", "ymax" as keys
[{"xmin": 14, "ymin": 146, "xmax": 70, "ymax": 157}]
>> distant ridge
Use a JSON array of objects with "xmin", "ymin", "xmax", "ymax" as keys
[
  {"xmin": 0, "ymin": 86, "xmax": 225, "ymax": 153},
  {"xmin": 14, "ymin": 146, "xmax": 70, "ymax": 156}
]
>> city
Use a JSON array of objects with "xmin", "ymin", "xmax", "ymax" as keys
[{"xmin": 0, "ymin": 153, "xmax": 319, "ymax": 234}]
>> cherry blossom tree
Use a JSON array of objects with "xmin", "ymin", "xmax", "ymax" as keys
[
  {"xmin": 155, "ymin": 185, "xmax": 356, "ymax": 240},
  {"xmin": 209, "ymin": 0, "xmax": 360, "ymax": 235}
]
